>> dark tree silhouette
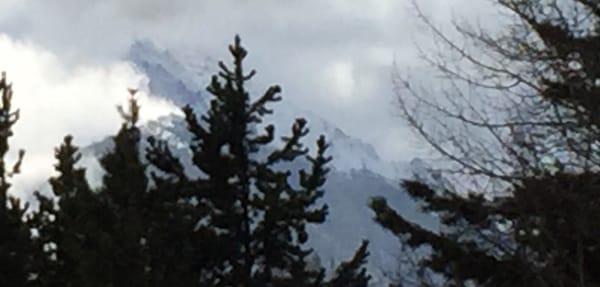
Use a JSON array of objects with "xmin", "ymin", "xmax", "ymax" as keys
[
  {"xmin": 146, "ymin": 36, "xmax": 369, "ymax": 286},
  {"xmin": 3, "ymin": 36, "xmax": 370, "ymax": 287},
  {"xmin": 0, "ymin": 72, "xmax": 32, "ymax": 287},
  {"xmin": 31, "ymin": 135, "xmax": 104, "ymax": 287},
  {"xmin": 94, "ymin": 90, "xmax": 149, "ymax": 287}
]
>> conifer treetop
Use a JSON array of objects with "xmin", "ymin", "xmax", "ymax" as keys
[
  {"xmin": 118, "ymin": 88, "xmax": 141, "ymax": 128},
  {"xmin": 0, "ymin": 72, "xmax": 24, "ymax": 212}
]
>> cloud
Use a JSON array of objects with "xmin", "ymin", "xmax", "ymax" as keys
[
  {"xmin": 0, "ymin": 34, "xmax": 177, "ymax": 197},
  {"xmin": 0, "ymin": 0, "xmax": 500, "ymax": 189}
]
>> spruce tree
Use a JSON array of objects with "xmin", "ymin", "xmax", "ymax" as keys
[
  {"xmin": 193, "ymin": 36, "xmax": 331, "ymax": 286},
  {"xmin": 145, "ymin": 36, "xmax": 372, "ymax": 286},
  {"xmin": 30, "ymin": 135, "xmax": 101, "ymax": 287},
  {"xmin": 140, "ymin": 36, "xmax": 374, "ymax": 286},
  {"xmin": 0, "ymin": 72, "xmax": 32, "ymax": 287},
  {"xmin": 95, "ymin": 89, "xmax": 148, "ymax": 287},
  {"xmin": 144, "ymin": 137, "xmax": 201, "ymax": 287}
]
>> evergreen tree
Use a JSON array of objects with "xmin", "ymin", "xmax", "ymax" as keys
[
  {"xmin": 188, "ymin": 36, "xmax": 330, "ymax": 286},
  {"xmin": 144, "ymin": 137, "xmax": 201, "ymax": 287},
  {"xmin": 146, "ymin": 36, "xmax": 370, "ymax": 286},
  {"xmin": 95, "ymin": 89, "xmax": 149, "ymax": 287},
  {"xmin": 0, "ymin": 72, "xmax": 32, "ymax": 287},
  {"xmin": 371, "ymin": 175, "xmax": 600, "ymax": 286},
  {"xmin": 11, "ymin": 35, "xmax": 371, "ymax": 287},
  {"xmin": 31, "ymin": 135, "xmax": 100, "ymax": 287}
]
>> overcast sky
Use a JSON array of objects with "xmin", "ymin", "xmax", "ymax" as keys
[{"xmin": 0, "ymin": 0, "xmax": 500, "ymax": 194}]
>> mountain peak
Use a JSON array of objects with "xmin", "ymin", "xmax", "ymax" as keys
[{"xmin": 127, "ymin": 39, "xmax": 207, "ymax": 109}]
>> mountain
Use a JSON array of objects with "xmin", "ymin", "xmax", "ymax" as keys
[
  {"xmin": 80, "ymin": 40, "xmax": 439, "ymax": 286},
  {"xmin": 127, "ymin": 40, "xmax": 208, "ymax": 110}
]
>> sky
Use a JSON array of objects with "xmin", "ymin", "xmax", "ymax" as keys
[{"xmin": 0, "ymin": 0, "xmax": 500, "ymax": 194}]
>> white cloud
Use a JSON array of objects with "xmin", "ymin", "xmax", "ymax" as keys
[
  {"xmin": 327, "ymin": 61, "xmax": 355, "ymax": 99},
  {"xmin": 0, "ymin": 34, "xmax": 177, "ymax": 197},
  {"xmin": 0, "ymin": 0, "xmax": 500, "ymax": 193}
]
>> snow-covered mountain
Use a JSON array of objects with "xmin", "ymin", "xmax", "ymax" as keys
[
  {"xmin": 80, "ymin": 40, "xmax": 439, "ymax": 286},
  {"xmin": 127, "ymin": 40, "xmax": 208, "ymax": 110}
]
